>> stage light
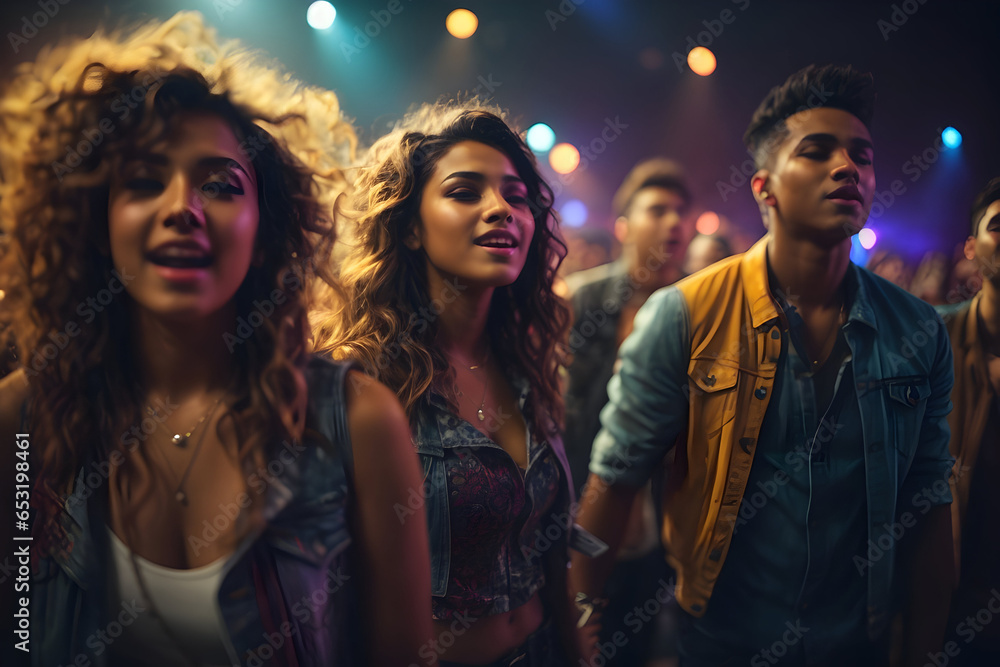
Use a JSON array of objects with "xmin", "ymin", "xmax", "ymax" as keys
[
  {"xmin": 549, "ymin": 143, "xmax": 580, "ymax": 174},
  {"xmin": 526, "ymin": 123, "xmax": 556, "ymax": 153},
  {"xmin": 446, "ymin": 9, "xmax": 478, "ymax": 39},
  {"xmin": 942, "ymin": 127, "xmax": 962, "ymax": 149},
  {"xmin": 561, "ymin": 199, "xmax": 588, "ymax": 227},
  {"xmin": 695, "ymin": 211, "xmax": 720, "ymax": 235},
  {"xmin": 858, "ymin": 228, "xmax": 877, "ymax": 250},
  {"xmin": 687, "ymin": 47, "xmax": 716, "ymax": 76},
  {"xmin": 307, "ymin": 1, "xmax": 336, "ymax": 30}
]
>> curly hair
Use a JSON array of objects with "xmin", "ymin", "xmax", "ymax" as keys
[
  {"xmin": 0, "ymin": 12, "xmax": 355, "ymax": 545},
  {"xmin": 313, "ymin": 101, "xmax": 569, "ymax": 436},
  {"xmin": 744, "ymin": 64, "xmax": 875, "ymax": 169}
]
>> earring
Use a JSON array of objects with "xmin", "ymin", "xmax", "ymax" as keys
[{"xmin": 760, "ymin": 190, "xmax": 770, "ymax": 200}]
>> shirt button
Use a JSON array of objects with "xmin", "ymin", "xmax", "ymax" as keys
[
  {"xmin": 770, "ymin": 328, "xmax": 780, "ymax": 339},
  {"xmin": 754, "ymin": 387, "xmax": 767, "ymax": 399}
]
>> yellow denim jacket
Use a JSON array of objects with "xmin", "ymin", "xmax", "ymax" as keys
[{"xmin": 590, "ymin": 237, "xmax": 954, "ymax": 636}]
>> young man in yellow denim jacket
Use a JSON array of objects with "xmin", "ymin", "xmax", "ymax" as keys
[{"xmin": 571, "ymin": 65, "xmax": 955, "ymax": 667}]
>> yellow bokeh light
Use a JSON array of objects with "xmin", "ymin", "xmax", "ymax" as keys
[
  {"xmin": 549, "ymin": 143, "xmax": 580, "ymax": 175},
  {"xmin": 687, "ymin": 47, "xmax": 717, "ymax": 76},
  {"xmin": 446, "ymin": 9, "xmax": 478, "ymax": 39}
]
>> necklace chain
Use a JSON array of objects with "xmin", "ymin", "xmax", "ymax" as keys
[
  {"xmin": 146, "ymin": 395, "xmax": 223, "ymax": 505},
  {"xmin": 446, "ymin": 347, "xmax": 490, "ymax": 422}
]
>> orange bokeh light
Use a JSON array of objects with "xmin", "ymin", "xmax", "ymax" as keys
[
  {"xmin": 549, "ymin": 143, "xmax": 580, "ymax": 175},
  {"xmin": 696, "ymin": 211, "xmax": 721, "ymax": 235},
  {"xmin": 687, "ymin": 47, "xmax": 717, "ymax": 76},
  {"xmin": 446, "ymin": 9, "xmax": 478, "ymax": 39}
]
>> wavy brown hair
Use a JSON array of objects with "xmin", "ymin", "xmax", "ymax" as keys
[
  {"xmin": 313, "ymin": 102, "xmax": 570, "ymax": 436},
  {"xmin": 0, "ymin": 12, "xmax": 355, "ymax": 546}
]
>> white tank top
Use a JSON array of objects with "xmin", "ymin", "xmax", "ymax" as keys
[{"xmin": 107, "ymin": 527, "xmax": 232, "ymax": 666}]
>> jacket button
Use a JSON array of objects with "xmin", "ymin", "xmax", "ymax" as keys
[
  {"xmin": 705, "ymin": 374, "xmax": 716, "ymax": 386},
  {"xmin": 690, "ymin": 604, "xmax": 703, "ymax": 612},
  {"xmin": 709, "ymin": 548, "xmax": 722, "ymax": 561},
  {"xmin": 754, "ymin": 387, "xmax": 767, "ymax": 399},
  {"xmin": 740, "ymin": 438, "xmax": 754, "ymax": 453},
  {"xmin": 770, "ymin": 328, "xmax": 780, "ymax": 339}
]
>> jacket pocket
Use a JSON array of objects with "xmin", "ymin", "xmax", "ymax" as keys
[
  {"xmin": 884, "ymin": 376, "xmax": 931, "ymax": 460},
  {"xmin": 687, "ymin": 358, "xmax": 739, "ymax": 438}
]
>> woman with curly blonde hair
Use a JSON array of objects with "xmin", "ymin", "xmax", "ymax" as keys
[
  {"xmin": 0, "ymin": 12, "xmax": 430, "ymax": 666},
  {"xmin": 314, "ymin": 102, "xmax": 599, "ymax": 666}
]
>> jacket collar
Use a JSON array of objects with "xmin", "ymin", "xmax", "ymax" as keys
[{"xmin": 740, "ymin": 235, "xmax": 877, "ymax": 331}]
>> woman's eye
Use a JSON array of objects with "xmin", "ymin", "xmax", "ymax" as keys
[
  {"xmin": 505, "ymin": 193, "xmax": 529, "ymax": 205},
  {"xmin": 203, "ymin": 181, "xmax": 245, "ymax": 197},
  {"xmin": 801, "ymin": 150, "xmax": 827, "ymax": 160},
  {"xmin": 447, "ymin": 189, "xmax": 479, "ymax": 201}
]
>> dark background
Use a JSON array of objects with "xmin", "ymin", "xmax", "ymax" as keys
[{"xmin": 1, "ymin": 0, "xmax": 998, "ymax": 259}]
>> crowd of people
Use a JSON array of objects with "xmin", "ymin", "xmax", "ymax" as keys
[{"xmin": 0, "ymin": 11, "xmax": 996, "ymax": 667}]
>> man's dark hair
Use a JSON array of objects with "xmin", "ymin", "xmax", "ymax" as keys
[
  {"xmin": 611, "ymin": 158, "xmax": 691, "ymax": 218},
  {"xmin": 744, "ymin": 64, "xmax": 876, "ymax": 169},
  {"xmin": 970, "ymin": 176, "xmax": 1000, "ymax": 236}
]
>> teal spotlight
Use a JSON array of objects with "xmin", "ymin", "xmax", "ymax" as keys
[
  {"xmin": 307, "ymin": 1, "xmax": 336, "ymax": 30},
  {"xmin": 941, "ymin": 127, "xmax": 962, "ymax": 149},
  {"xmin": 526, "ymin": 123, "xmax": 556, "ymax": 153}
]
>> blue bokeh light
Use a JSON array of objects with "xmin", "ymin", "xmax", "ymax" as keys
[
  {"xmin": 561, "ymin": 199, "xmax": 588, "ymax": 227},
  {"xmin": 941, "ymin": 126, "xmax": 962, "ymax": 149}
]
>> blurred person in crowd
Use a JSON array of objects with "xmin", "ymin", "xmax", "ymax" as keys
[
  {"xmin": 910, "ymin": 251, "xmax": 950, "ymax": 306},
  {"xmin": 946, "ymin": 244, "xmax": 983, "ymax": 306},
  {"xmin": 570, "ymin": 64, "xmax": 954, "ymax": 667},
  {"xmin": 938, "ymin": 176, "xmax": 1000, "ymax": 665},
  {"xmin": 562, "ymin": 227, "xmax": 617, "ymax": 278},
  {"xmin": 866, "ymin": 249, "xmax": 912, "ymax": 289},
  {"xmin": 0, "ymin": 13, "xmax": 431, "ymax": 666},
  {"xmin": 683, "ymin": 233, "xmax": 734, "ymax": 275},
  {"xmin": 314, "ymin": 101, "xmax": 605, "ymax": 666},
  {"xmin": 555, "ymin": 226, "xmax": 617, "ymax": 299},
  {"xmin": 563, "ymin": 157, "xmax": 694, "ymax": 665}
]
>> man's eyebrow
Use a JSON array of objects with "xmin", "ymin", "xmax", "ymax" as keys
[{"xmin": 797, "ymin": 133, "xmax": 874, "ymax": 151}]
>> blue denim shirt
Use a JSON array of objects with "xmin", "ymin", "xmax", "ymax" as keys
[
  {"xmin": 590, "ymin": 260, "xmax": 955, "ymax": 637},
  {"xmin": 32, "ymin": 357, "xmax": 361, "ymax": 667}
]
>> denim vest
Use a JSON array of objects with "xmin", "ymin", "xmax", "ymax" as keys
[
  {"xmin": 413, "ymin": 377, "xmax": 575, "ymax": 597},
  {"xmin": 32, "ymin": 357, "xmax": 361, "ymax": 667}
]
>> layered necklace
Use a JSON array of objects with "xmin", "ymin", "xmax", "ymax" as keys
[{"xmin": 146, "ymin": 396, "xmax": 223, "ymax": 505}]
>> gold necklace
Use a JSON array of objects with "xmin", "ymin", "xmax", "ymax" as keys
[
  {"xmin": 447, "ymin": 348, "xmax": 490, "ymax": 422},
  {"xmin": 147, "ymin": 397, "xmax": 220, "ymax": 447},
  {"xmin": 146, "ymin": 396, "xmax": 223, "ymax": 505}
]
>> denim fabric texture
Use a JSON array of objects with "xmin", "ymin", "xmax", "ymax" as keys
[
  {"xmin": 32, "ymin": 357, "xmax": 361, "ymax": 667},
  {"xmin": 589, "ymin": 237, "xmax": 955, "ymax": 638}
]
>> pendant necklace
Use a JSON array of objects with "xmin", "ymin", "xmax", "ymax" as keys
[
  {"xmin": 146, "ymin": 396, "xmax": 222, "ymax": 505},
  {"xmin": 448, "ymin": 348, "xmax": 490, "ymax": 422}
]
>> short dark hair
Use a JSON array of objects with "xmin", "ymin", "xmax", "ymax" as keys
[
  {"xmin": 744, "ymin": 64, "xmax": 876, "ymax": 169},
  {"xmin": 611, "ymin": 158, "xmax": 691, "ymax": 218},
  {"xmin": 970, "ymin": 176, "xmax": 1000, "ymax": 236}
]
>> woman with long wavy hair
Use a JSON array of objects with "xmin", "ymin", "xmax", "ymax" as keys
[
  {"xmin": 314, "ymin": 102, "xmax": 595, "ymax": 666},
  {"xmin": 0, "ymin": 13, "xmax": 430, "ymax": 666}
]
